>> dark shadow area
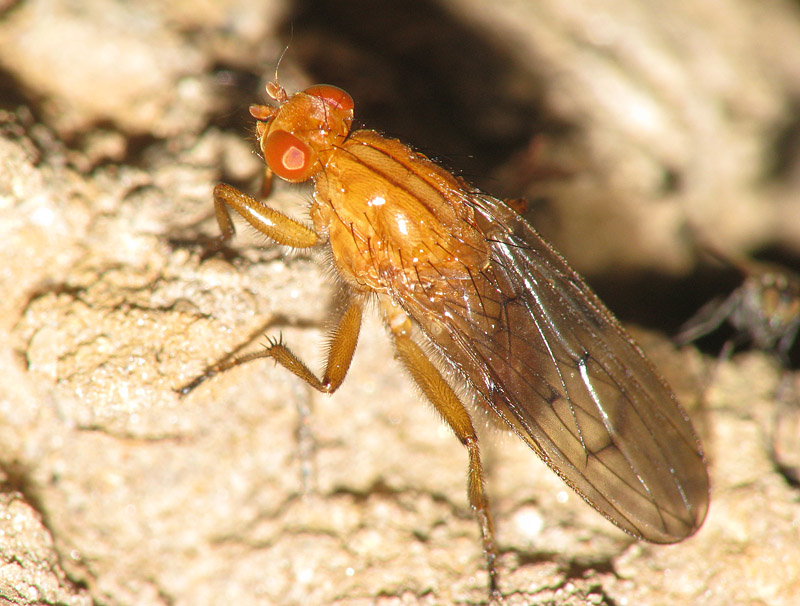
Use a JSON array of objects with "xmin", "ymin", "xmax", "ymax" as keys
[
  {"xmin": 0, "ymin": 68, "xmax": 32, "ymax": 112},
  {"xmin": 207, "ymin": 67, "xmax": 267, "ymax": 134},
  {"xmin": 766, "ymin": 98, "xmax": 800, "ymax": 185},
  {"xmin": 282, "ymin": 0, "xmax": 557, "ymax": 188},
  {"xmin": 591, "ymin": 266, "xmax": 743, "ymax": 338}
]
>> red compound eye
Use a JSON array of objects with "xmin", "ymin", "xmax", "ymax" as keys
[
  {"xmin": 304, "ymin": 84, "xmax": 354, "ymax": 112},
  {"xmin": 263, "ymin": 130, "xmax": 316, "ymax": 182}
]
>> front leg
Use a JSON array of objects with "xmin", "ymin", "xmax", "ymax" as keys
[{"xmin": 214, "ymin": 183, "xmax": 319, "ymax": 248}]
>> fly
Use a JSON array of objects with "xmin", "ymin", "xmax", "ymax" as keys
[{"xmin": 184, "ymin": 75, "xmax": 710, "ymax": 600}]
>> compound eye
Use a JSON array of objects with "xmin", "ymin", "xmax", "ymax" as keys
[
  {"xmin": 304, "ymin": 84, "xmax": 354, "ymax": 112},
  {"xmin": 263, "ymin": 130, "xmax": 317, "ymax": 182}
]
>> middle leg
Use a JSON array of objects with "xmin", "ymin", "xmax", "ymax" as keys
[{"xmin": 181, "ymin": 299, "xmax": 363, "ymax": 395}]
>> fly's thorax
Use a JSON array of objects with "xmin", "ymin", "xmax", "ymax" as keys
[{"xmin": 311, "ymin": 129, "xmax": 490, "ymax": 295}]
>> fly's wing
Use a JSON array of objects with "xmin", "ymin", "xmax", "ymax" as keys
[{"xmin": 396, "ymin": 193, "xmax": 709, "ymax": 543}]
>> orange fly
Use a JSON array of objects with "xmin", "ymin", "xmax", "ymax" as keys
[{"xmin": 186, "ymin": 76, "xmax": 709, "ymax": 599}]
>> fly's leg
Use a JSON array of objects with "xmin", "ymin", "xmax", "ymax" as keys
[
  {"xmin": 382, "ymin": 300, "xmax": 501, "ymax": 600},
  {"xmin": 213, "ymin": 183, "xmax": 319, "ymax": 248},
  {"xmin": 181, "ymin": 299, "xmax": 363, "ymax": 395},
  {"xmin": 181, "ymin": 183, "xmax": 362, "ymax": 394}
]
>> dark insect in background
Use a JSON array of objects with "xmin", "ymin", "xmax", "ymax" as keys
[
  {"xmin": 676, "ymin": 251, "xmax": 800, "ymax": 364},
  {"xmin": 677, "ymin": 251, "xmax": 800, "ymax": 488}
]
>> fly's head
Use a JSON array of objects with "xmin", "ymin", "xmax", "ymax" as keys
[{"xmin": 249, "ymin": 82, "xmax": 354, "ymax": 183}]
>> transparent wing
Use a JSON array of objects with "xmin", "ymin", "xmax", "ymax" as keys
[{"xmin": 396, "ymin": 194, "xmax": 709, "ymax": 543}]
